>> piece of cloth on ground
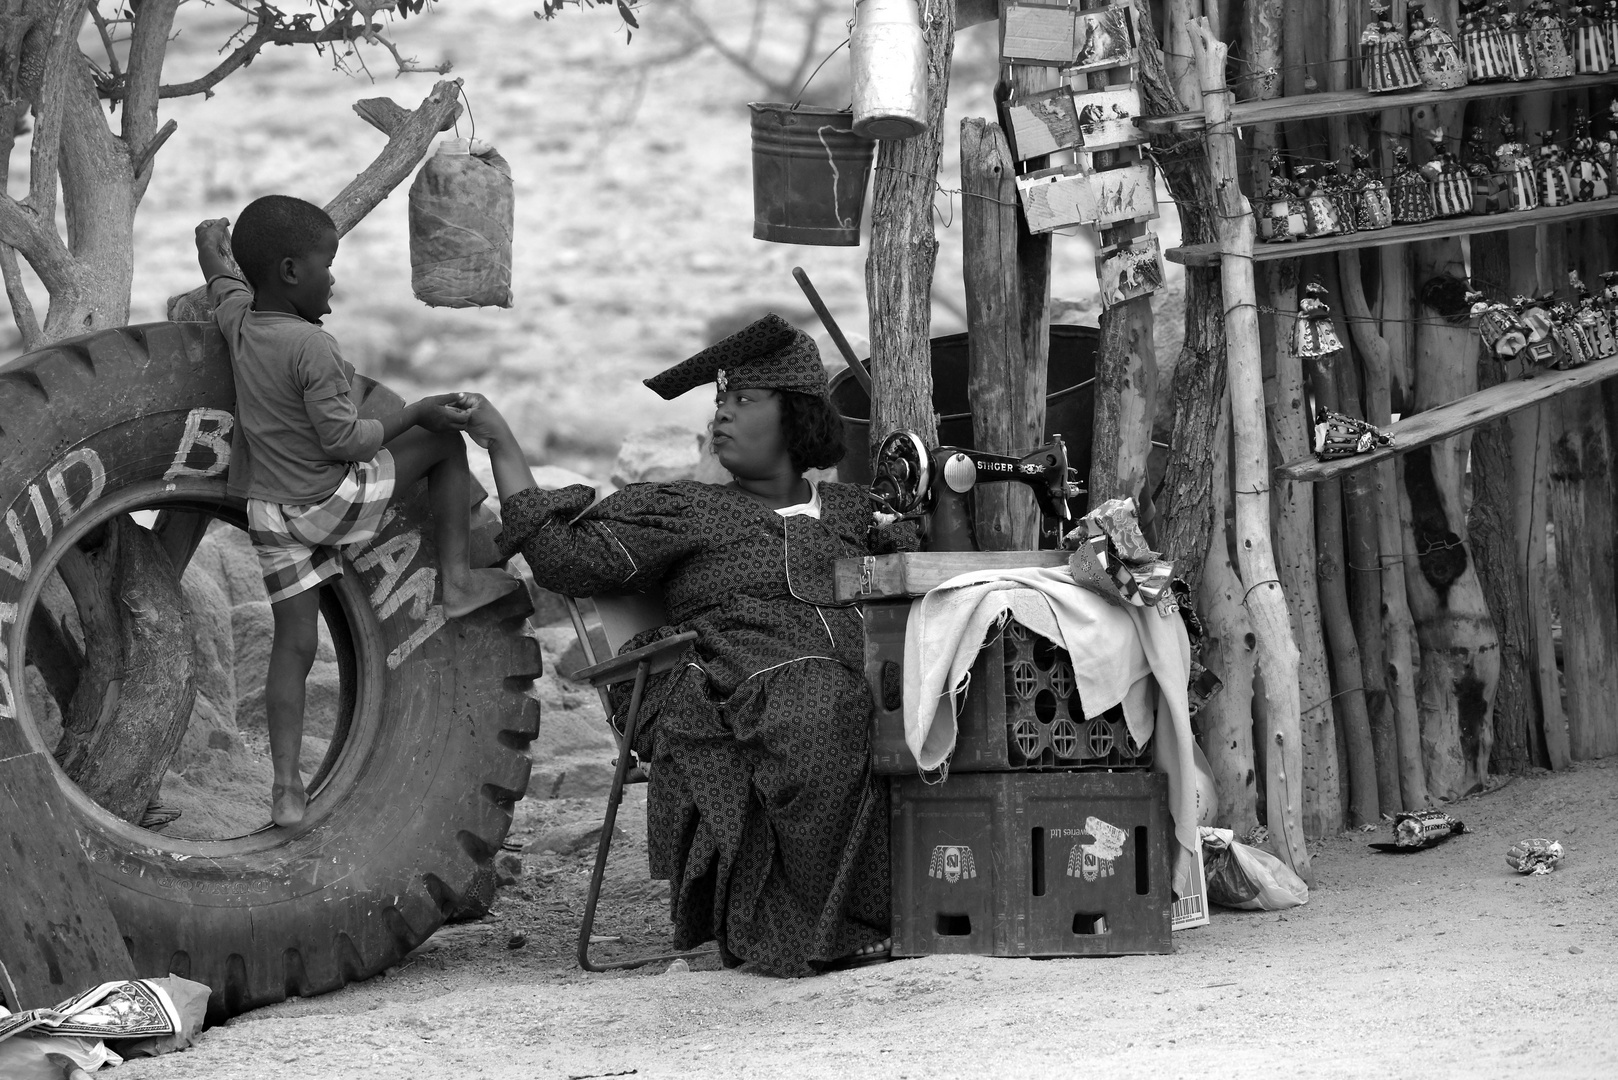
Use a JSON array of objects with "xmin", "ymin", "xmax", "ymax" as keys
[{"xmin": 903, "ymin": 566, "xmax": 1198, "ymax": 895}]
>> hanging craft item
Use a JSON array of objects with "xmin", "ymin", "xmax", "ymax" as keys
[
  {"xmin": 1465, "ymin": 125, "xmax": 1511, "ymax": 213},
  {"xmin": 408, "ymin": 138, "xmax": 514, "ymax": 309},
  {"xmin": 1497, "ymin": 0, "xmax": 1540, "ymax": 78},
  {"xmin": 1095, "ymin": 233, "xmax": 1165, "ymax": 310},
  {"xmin": 851, "ymin": 0, "xmax": 929, "ymax": 140},
  {"xmin": 749, "ymin": 104, "xmax": 875, "ymax": 246},
  {"xmin": 1296, "ymin": 165, "xmax": 1343, "ymax": 237},
  {"xmin": 1259, "ymin": 151, "xmax": 1307, "ymax": 242},
  {"xmin": 1015, "ymin": 157, "xmax": 1158, "ymax": 233},
  {"xmin": 1601, "ymin": 99, "xmax": 1618, "ymax": 178},
  {"xmin": 1495, "ymin": 120, "xmax": 1540, "ymax": 211},
  {"xmin": 1069, "ymin": 3, "xmax": 1139, "ymax": 73},
  {"xmin": 1607, "ymin": 0, "xmax": 1618, "ymax": 57},
  {"xmin": 1361, "ymin": 0, "xmax": 1425, "ymax": 91},
  {"xmin": 1572, "ymin": 2, "xmax": 1611, "ymax": 71},
  {"xmin": 1469, "ymin": 289, "xmax": 1531, "ymax": 359},
  {"xmin": 1323, "ymin": 161, "xmax": 1359, "ymax": 234},
  {"xmin": 1569, "ymin": 111, "xmax": 1612, "ymax": 200},
  {"xmin": 1390, "ymin": 145, "xmax": 1436, "ymax": 223},
  {"xmin": 1576, "ymin": 282, "xmax": 1618, "ymax": 358},
  {"xmin": 1421, "ymin": 128, "xmax": 1473, "ymax": 217},
  {"xmin": 1459, "ymin": 0, "xmax": 1512, "ymax": 80},
  {"xmin": 1602, "ymin": 271, "xmax": 1618, "ymax": 337},
  {"xmin": 1004, "ymin": 87, "xmax": 1083, "ymax": 161},
  {"xmin": 1072, "ymin": 85, "xmax": 1146, "ymax": 153},
  {"xmin": 1550, "ymin": 301, "xmax": 1592, "ymax": 367},
  {"xmin": 1408, "ymin": 1, "xmax": 1469, "ymax": 88},
  {"xmin": 1349, "ymin": 145, "xmax": 1394, "ymax": 229},
  {"xmin": 1534, "ymin": 130, "xmax": 1576, "ymax": 206},
  {"xmin": 1514, "ymin": 293, "xmax": 1564, "ymax": 367},
  {"xmin": 1313, "ymin": 407, "xmax": 1395, "ymax": 460},
  {"xmin": 1293, "ymin": 281, "xmax": 1346, "ymax": 358},
  {"xmin": 1529, "ymin": 0, "xmax": 1576, "ymax": 77},
  {"xmin": 1001, "ymin": 1, "xmax": 1078, "ymax": 64}
]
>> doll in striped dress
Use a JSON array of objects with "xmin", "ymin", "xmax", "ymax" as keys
[
  {"xmin": 1409, "ymin": 2, "xmax": 1469, "ymax": 88},
  {"xmin": 1361, "ymin": 0, "xmax": 1424, "ymax": 91},
  {"xmin": 1573, "ymin": 3, "xmax": 1611, "ymax": 71},
  {"xmin": 1497, "ymin": 1, "xmax": 1540, "ymax": 78},
  {"xmin": 1459, "ymin": 0, "xmax": 1512, "ymax": 79},
  {"xmin": 1391, "ymin": 145, "xmax": 1437, "ymax": 222},
  {"xmin": 1350, "ymin": 145, "xmax": 1395, "ymax": 229},
  {"xmin": 1606, "ymin": 0, "xmax": 1618, "ymax": 59},
  {"xmin": 1529, "ymin": 0, "xmax": 1576, "ymax": 77},
  {"xmin": 1535, "ymin": 131, "xmax": 1576, "ymax": 206},
  {"xmin": 1422, "ymin": 129, "xmax": 1474, "ymax": 217}
]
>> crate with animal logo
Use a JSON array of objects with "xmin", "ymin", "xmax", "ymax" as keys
[{"xmin": 890, "ymin": 770, "xmax": 1173, "ymax": 957}]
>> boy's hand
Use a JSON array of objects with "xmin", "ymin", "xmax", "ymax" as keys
[
  {"xmin": 195, "ymin": 218, "xmax": 231, "ymax": 256},
  {"xmin": 454, "ymin": 393, "xmax": 514, "ymax": 450},
  {"xmin": 413, "ymin": 393, "xmax": 473, "ymax": 434}
]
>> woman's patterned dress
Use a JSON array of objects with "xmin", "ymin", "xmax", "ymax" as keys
[{"xmin": 498, "ymin": 480, "xmax": 893, "ymax": 975}]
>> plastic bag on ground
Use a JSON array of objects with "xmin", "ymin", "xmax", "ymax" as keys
[{"xmin": 1200, "ymin": 826, "xmax": 1309, "ymax": 910}]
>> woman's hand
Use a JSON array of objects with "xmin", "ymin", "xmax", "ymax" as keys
[
  {"xmin": 452, "ymin": 393, "xmax": 513, "ymax": 449},
  {"xmin": 452, "ymin": 393, "xmax": 537, "ymax": 501},
  {"xmin": 411, "ymin": 393, "xmax": 474, "ymax": 434}
]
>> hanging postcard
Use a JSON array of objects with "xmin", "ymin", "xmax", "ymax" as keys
[
  {"xmin": 1004, "ymin": 87, "xmax": 1083, "ymax": 161},
  {"xmin": 1089, "ymin": 157, "xmax": 1159, "ymax": 225},
  {"xmin": 1072, "ymin": 84, "xmax": 1144, "ymax": 152},
  {"xmin": 1066, "ymin": 2, "xmax": 1138, "ymax": 74},
  {"xmin": 1001, "ymin": 2, "xmax": 1078, "ymax": 65},
  {"xmin": 1096, "ymin": 232, "xmax": 1165, "ymax": 309},
  {"xmin": 1017, "ymin": 163, "xmax": 1096, "ymax": 232}
]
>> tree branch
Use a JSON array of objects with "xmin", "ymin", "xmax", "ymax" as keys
[
  {"xmin": 120, "ymin": 0, "xmax": 182, "ymax": 151},
  {"xmin": 0, "ymin": 242, "xmax": 45, "ymax": 351},
  {"xmin": 27, "ymin": 0, "xmax": 91, "ymax": 222},
  {"xmin": 88, "ymin": 2, "xmax": 124, "ymax": 82}
]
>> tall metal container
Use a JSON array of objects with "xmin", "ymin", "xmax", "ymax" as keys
[{"xmin": 851, "ymin": 0, "xmax": 930, "ymax": 140}]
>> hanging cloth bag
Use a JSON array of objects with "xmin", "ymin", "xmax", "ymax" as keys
[{"xmin": 409, "ymin": 138, "xmax": 514, "ymax": 308}]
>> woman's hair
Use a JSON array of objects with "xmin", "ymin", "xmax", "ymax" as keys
[{"xmin": 778, "ymin": 390, "xmax": 847, "ymax": 474}]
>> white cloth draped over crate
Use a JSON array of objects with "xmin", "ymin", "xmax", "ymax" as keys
[{"xmin": 902, "ymin": 565, "xmax": 1198, "ymax": 896}]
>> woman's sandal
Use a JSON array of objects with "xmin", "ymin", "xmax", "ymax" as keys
[{"xmin": 817, "ymin": 938, "xmax": 893, "ymax": 972}]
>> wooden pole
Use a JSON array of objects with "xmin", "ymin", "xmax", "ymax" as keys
[
  {"xmin": 1192, "ymin": 16, "xmax": 1309, "ymax": 879},
  {"xmin": 866, "ymin": 0, "xmax": 957, "ymax": 453},
  {"xmin": 961, "ymin": 118, "xmax": 1044, "ymax": 549}
]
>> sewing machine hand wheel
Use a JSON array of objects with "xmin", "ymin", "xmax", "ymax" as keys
[{"xmin": 871, "ymin": 430, "xmax": 932, "ymax": 516}]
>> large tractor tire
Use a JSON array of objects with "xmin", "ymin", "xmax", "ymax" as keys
[{"xmin": 0, "ymin": 323, "xmax": 540, "ymax": 1020}]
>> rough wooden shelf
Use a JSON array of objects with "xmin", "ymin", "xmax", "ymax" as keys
[
  {"xmin": 1166, "ymin": 197, "xmax": 1618, "ymax": 267},
  {"xmin": 1277, "ymin": 353, "xmax": 1618, "ymax": 482},
  {"xmin": 1139, "ymin": 71, "xmax": 1618, "ymax": 135}
]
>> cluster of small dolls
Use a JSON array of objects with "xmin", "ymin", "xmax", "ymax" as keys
[
  {"xmin": 1259, "ymin": 103, "xmax": 1617, "ymax": 244},
  {"xmin": 1363, "ymin": 0, "xmax": 1618, "ymax": 94},
  {"xmin": 1471, "ymin": 272, "xmax": 1618, "ymax": 371}
]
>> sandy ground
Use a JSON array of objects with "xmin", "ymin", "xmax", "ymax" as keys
[{"xmin": 111, "ymin": 757, "xmax": 1617, "ymax": 1080}]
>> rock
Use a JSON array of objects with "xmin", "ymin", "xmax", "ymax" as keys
[
  {"xmin": 532, "ymin": 464, "xmax": 608, "ymax": 493},
  {"xmin": 23, "ymin": 665, "xmax": 64, "ymax": 750},
  {"xmin": 664, "ymin": 959, "xmax": 690, "ymax": 975},
  {"xmin": 191, "ymin": 526, "xmax": 266, "ymax": 608},
  {"xmin": 181, "ymin": 562, "xmax": 237, "ymax": 716},
  {"xmin": 236, "ymin": 660, "xmax": 342, "ymax": 737},
  {"xmin": 497, "ymin": 852, "xmax": 524, "ymax": 886},
  {"xmin": 528, "ymin": 626, "xmax": 620, "ymax": 799},
  {"xmin": 525, "ymin": 819, "xmax": 621, "ymax": 855},
  {"xmin": 612, "ymin": 423, "xmax": 729, "ymax": 487}
]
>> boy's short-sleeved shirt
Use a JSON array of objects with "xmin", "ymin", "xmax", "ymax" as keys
[{"xmin": 210, "ymin": 274, "xmax": 384, "ymax": 504}]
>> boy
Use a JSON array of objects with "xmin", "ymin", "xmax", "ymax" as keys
[{"xmin": 196, "ymin": 196, "xmax": 518, "ymax": 828}]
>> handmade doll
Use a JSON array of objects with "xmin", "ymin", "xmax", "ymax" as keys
[
  {"xmin": 1465, "ymin": 125, "xmax": 1510, "ymax": 213},
  {"xmin": 1459, "ymin": 0, "xmax": 1512, "ymax": 79},
  {"xmin": 1534, "ymin": 130, "xmax": 1575, "ymax": 206},
  {"xmin": 1409, "ymin": 2, "xmax": 1469, "ymax": 88},
  {"xmin": 1390, "ymin": 144, "xmax": 1436, "ymax": 223},
  {"xmin": 1293, "ymin": 280, "xmax": 1346, "ymax": 358},
  {"xmin": 1260, "ymin": 151, "xmax": 1307, "ymax": 242},
  {"xmin": 1361, "ymin": 0, "xmax": 1424, "ymax": 91},
  {"xmin": 1468, "ymin": 290, "xmax": 1530, "ymax": 359},
  {"xmin": 1600, "ymin": 270, "xmax": 1618, "ymax": 341},
  {"xmin": 1550, "ymin": 301, "xmax": 1592, "ymax": 367},
  {"xmin": 1295, "ymin": 165, "xmax": 1343, "ymax": 237},
  {"xmin": 1569, "ymin": 111, "xmax": 1612, "ymax": 200},
  {"xmin": 1496, "ymin": 120, "xmax": 1540, "ymax": 210},
  {"xmin": 1514, "ymin": 293, "xmax": 1563, "ymax": 367},
  {"xmin": 1350, "ymin": 144, "xmax": 1395, "ymax": 229},
  {"xmin": 1572, "ymin": 3, "xmax": 1611, "ymax": 70},
  {"xmin": 1529, "ymin": 0, "xmax": 1576, "ymax": 77},
  {"xmin": 1571, "ymin": 273, "xmax": 1618, "ymax": 357},
  {"xmin": 1313, "ymin": 409, "xmax": 1395, "ymax": 460},
  {"xmin": 1496, "ymin": 0, "xmax": 1540, "ymax": 78},
  {"xmin": 1606, "ymin": 0, "xmax": 1618, "ymax": 58},
  {"xmin": 1600, "ymin": 98, "xmax": 1618, "ymax": 178},
  {"xmin": 1421, "ymin": 128, "xmax": 1474, "ymax": 216},
  {"xmin": 1325, "ymin": 160, "xmax": 1359, "ymax": 234}
]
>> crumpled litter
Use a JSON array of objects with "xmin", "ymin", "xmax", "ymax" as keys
[
  {"xmin": 0, "ymin": 976, "xmax": 211, "ymax": 1070},
  {"xmin": 1313, "ymin": 407, "xmax": 1394, "ymax": 460},
  {"xmin": 1369, "ymin": 809, "xmax": 1467, "ymax": 852},
  {"xmin": 1200, "ymin": 827, "xmax": 1309, "ymax": 910},
  {"xmin": 1063, "ymin": 497, "xmax": 1178, "ymax": 610},
  {"xmin": 1506, "ymin": 837, "xmax": 1564, "ymax": 876}
]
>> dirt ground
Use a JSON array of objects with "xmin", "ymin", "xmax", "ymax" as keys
[{"xmin": 111, "ymin": 757, "xmax": 1617, "ymax": 1080}]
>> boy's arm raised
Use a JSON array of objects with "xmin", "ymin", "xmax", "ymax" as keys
[{"xmin": 195, "ymin": 219, "xmax": 237, "ymax": 281}]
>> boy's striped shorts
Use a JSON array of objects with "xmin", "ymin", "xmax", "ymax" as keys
[{"xmin": 247, "ymin": 450, "xmax": 396, "ymax": 604}]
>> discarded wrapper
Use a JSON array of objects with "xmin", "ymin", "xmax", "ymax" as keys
[
  {"xmin": 1313, "ymin": 407, "xmax": 1395, "ymax": 460},
  {"xmin": 1369, "ymin": 809, "xmax": 1467, "ymax": 852},
  {"xmin": 1062, "ymin": 497, "xmax": 1178, "ymax": 610},
  {"xmin": 1505, "ymin": 837, "xmax": 1563, "ymax": 875}
]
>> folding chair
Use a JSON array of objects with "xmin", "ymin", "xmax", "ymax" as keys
[{"xmin": 563, "ymin": 589, "xmax": 714, "ymax": 972}]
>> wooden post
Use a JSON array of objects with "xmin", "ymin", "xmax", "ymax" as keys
[
  {"xmin": 1192, "ymin": 16, "xmax": 1309, "ymax": 879},
  {"xmin": 866, "ymin": 0, "xmax": 957, "ymax": 453},
  {"xmin": 961, "ymin": 118, "xmax": 1044, "ymax": 549}
]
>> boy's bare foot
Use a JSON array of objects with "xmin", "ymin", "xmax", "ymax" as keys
[
  {"xmin": 443, "ymin": 568, "xmax": 521, "ymax": 619},
  {"xmin": 271, "ymin": 782, "xmax": 308, "ymax": 828}
]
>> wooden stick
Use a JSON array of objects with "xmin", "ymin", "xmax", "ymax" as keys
[
  {"xmin": 792, "ymin": 266, "xmax": 873, "ymax": 397},
  {"xmin": 1192, "ymin": 16, "xmax": 1309, "ymax": 879}
]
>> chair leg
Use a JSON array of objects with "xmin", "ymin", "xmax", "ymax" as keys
[{"xmin": 577, "ymin": 658, "xmax": 716, "ymax": 972}]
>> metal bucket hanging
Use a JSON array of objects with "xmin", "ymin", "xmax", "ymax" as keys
[
  {"xmin": 749, "ymin": 103, "xmax": 876, "ymax": 246},
  {"xmin": 851, "ymin": 0, "xmax": 930, "ymax": 140}
]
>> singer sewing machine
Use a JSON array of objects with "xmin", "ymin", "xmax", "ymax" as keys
[{"xmin": 870, "ymin": 431, "xmax": 1086, "ymax": 552}]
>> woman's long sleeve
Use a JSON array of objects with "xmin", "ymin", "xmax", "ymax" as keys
[{"xmin": 496, "ymin": 483, "xmax": 701, "ymax": 597}]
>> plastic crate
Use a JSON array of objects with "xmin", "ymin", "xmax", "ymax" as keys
[
  {"xmin": 864, "ymin": 606, "xmax": 1150, "ymax": 774},
  {"xmin": 889, "ymin": 770, "xmax": 1172, "ymax": 958}
]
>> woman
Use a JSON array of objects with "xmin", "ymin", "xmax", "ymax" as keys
[{"xmin": 466, "ymin": 314, "xmax": 897, "ymax": 975}]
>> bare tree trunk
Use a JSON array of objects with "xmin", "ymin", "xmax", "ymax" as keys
[
  {"xmin": 961, "ymin": 118, "xmax": 1044, "ymax": 549},
  {"xmin": 866, "ymin": 0, "xmax": 957, "ymax": 453}
]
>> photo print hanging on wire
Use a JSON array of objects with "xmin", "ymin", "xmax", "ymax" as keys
[
  {"xmin": 1004, "ymin": 87, "xmax": 1083, "ymax": 161},
  {"xmin": 1096, "ymin": 232, "xmax": 1164, "ymax": 310},
  {"xmin": 1000, "ymin": 1, "xmax": 1078, "ymax": 65},
  {"xmin": 1065, "ymin": 2, "xmax": 1138, "ymax": 75},
  {"xmin": 1071, "ymin": 84, "xmax": 1145, "ymax": 153}
]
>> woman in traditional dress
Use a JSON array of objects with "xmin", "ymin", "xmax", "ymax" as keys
[{"xmin": 463, "ymin": 315, "xmax": 897, "ymax": 975}]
